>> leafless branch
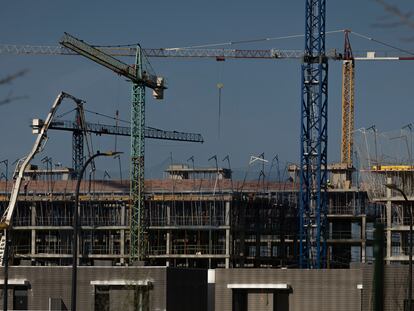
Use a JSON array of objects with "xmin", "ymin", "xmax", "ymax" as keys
[
  {"xmin": 0, "ymin": 69, "xmax": 29, "ymax": 106},
  {"xmin": 374, "ymin": 0, "xmax": 414, "ymax": 29},
  {"xmin": 0, "ymin": 69, "xmax": 29, "ymax": 85},
  {"xmin": 0, "ymin": 95, "xmax": 28, "ymax": 106}
]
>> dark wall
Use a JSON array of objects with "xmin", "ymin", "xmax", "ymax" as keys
[
  {"xmin": 214, "ymin": 268, "xmax": 362, "ymax": 311},
  {"xmin": 167, "ymin": 268, "xmax": 207, "ymax": 311},
  {"xmin": 362, "ymin": 265, "xmax": 414, "ymax": 311},
  {"xmin": 0, "ymin": 266, "xmax": 168, "ymax": 310}
]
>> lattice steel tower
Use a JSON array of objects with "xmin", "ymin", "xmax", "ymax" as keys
[
  {"xmin": 341, "ymin": 30, "xmax": 355, "ymax": 167},
  {"xmin": 299, "ymin": 0, "xmax": 328, "ymax": 269}
]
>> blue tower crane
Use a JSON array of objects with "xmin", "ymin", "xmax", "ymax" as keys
[{"xmin": 299, "ymin": 0, "xmax": 328, "ymax": 268}]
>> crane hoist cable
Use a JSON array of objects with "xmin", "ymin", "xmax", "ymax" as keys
[
  {"xmin": 163, "ymin": 29, "xmax": 345, "ymax": 50},
  {"xmin": 350, "ymin": 31, "xmax": 414, "ymax": 56},
  {"xmin": 84, "ymin": 108, "xmax": 130, "ymax": 124}
]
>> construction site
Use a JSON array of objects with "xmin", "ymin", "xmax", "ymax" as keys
[{"xmin": 0, "ymin": 1, "xmax": 413, "ymax": 310}]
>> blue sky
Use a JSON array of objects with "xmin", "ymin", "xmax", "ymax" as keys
[{"xmin": 1, "ymin": 0, "xmax": 413, "ymax": 178}]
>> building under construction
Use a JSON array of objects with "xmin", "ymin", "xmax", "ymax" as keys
[
  {"xmin": 0, "ymin": 163, "xmax": 377, "ymax": 269},
  {"xmin": 0, "ymin": 1, "xmax": 413, "ymax": 308}
]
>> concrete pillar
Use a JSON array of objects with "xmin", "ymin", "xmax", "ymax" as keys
[
  {"xmin": 120, "ymin": 204, "xmax": 125, "ymax": 264},
  {"xmin": 361, "ymin": 215, "xmax": 366, "ymax": 263},
  {"xmin": 267, "ymin": 241, "xmax": 272, "ymax": 258},
  {"xmin": 109, "ymin": 234, "xmax": 114, "ymax": 254},
  {"xmin": 31, "ymin": 204, "xmax": 36, "ymax": 257},
  {"xmin": 225, "ymin": 201, "xmax": 230, "ymax": 269},
  {"xmin": 120, "ymin": 230, "xmax": 125, "ymax": 264},
  {"xmin": 166, "ymin": 205, "xmax": 171, "ymax": 266},
  {"xmin": 386, "ymin": 177, "xmax": 392, "ymax": 264},
  {"xmin": 121, "ymin": 204, "xmax": 126, "ymax": 226}
]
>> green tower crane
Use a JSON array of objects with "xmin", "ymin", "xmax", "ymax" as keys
[{"xmin": 60, "ymin": 33, "xmax": 166, "ymax": 262}]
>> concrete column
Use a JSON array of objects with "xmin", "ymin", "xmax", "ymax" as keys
[
  {"xmin": 386, "ymin": 177, "xmax": 392, "ymax": 264},
  {"xmin": 225, "ymin": 201, "xmax": 230, "ymax": 269},
  {"xmin": 120, "ymin": 204, "xmax": 125, "ymax": 264},
  {"xmin": 120, "ymin": 230, "xmax": 125, "ymax": 264},
  {"xmin": 109, "ymin": 234, "xmax": 114, "ymax": 254},
  {"xmin": 361, "ymin": 215, "xmax": 366, "ymax": 263},
  {"xmin": 31, "ymin": 204, "xmax": 36, "ymax": 257},
  {"xmin": 121, "ymin": 204, "xmax": 126, "ymax": 226},
  {"xmin": 166, "ymin": 205, "xmax": 171, "ymax": 266}
]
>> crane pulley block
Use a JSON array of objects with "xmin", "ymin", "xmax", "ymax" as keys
[{"xmin": 152, "ymin": 77, "xmax": 165, "ymax": 100}]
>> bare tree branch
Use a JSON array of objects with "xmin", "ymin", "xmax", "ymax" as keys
[
  {"xmin": 0, "ymin": 69, "xmax": 29, "ymax": 85},
  {"xmin": 0, "ymin": 69, "xmax": 29, "ymax": 106},
  {"xmin": 0, "ymin": 95, "xmax": 28, "ymax": 106},
  {"xmin": 374, "ymin": 0, "xmax": 414, "ymax": 29}
]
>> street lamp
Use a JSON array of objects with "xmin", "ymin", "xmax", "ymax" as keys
[
  {"xmin": 71, "ymin": 151, "xmax": 122, "ymax": 311},
  {"xmin": 0, "ymin": 160, "xmax": 8, "ymax": 198},
  {"xmin": 385, "ymin": 183, "xmax": 412, "ymax": 310}
]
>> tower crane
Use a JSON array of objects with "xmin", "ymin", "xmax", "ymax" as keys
[
  {"xmin": 341, "ymin": 30, "xmax": 355, "ymax": 167},
  {"xmin": 31, "ymin": 116, "xmax": 204, "ymax": 176},
  {"xmin": 60, "ymin": 33, "xmax": 166, "ymax": 261},
  {"xmin": 338, "ymin": 30, "xmax": 414, "ymax": 187},
  {"xmin": 2, "ymin": 29, "xmax": 413, "ymax": 267},
  {"xmin": 340, "ymin": 30, "xmax": 355, "ymax": 187},
  {"xmin": 299, "ymin": 0, "xmax": 328, "ymax": 269}
]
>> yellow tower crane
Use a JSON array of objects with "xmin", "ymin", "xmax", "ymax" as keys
[{"xmin": 341, "ymin": 30, "xmax": 355, "ymax": 167}]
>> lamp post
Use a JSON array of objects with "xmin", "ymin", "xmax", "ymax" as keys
[
  {"xmin": 385, "ymin": 183, "xmax": 411, "ymax": 310},
  {"xmin": 0, "ymin": 160, "xmax": 8, "ymax": 198},
  {"xmin": 71, "ymin": 151, "xmax": 121, "ymax": 311}
]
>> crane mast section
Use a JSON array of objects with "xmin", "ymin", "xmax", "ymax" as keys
[
  {"xmin": 340, "ymin": 60, "xmax": 355, "ymax": 166},
  {"xmin": 130, "ymin": 71, "xmax": 146, "ymax": 260},
  {"xmin": 299, "ymin": 0, "xmax": 328, "ymax": 269}
]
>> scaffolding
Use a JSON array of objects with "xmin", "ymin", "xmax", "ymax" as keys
[
  {"xmin": 355, "ymin": 127, "xmax": 414, "ymax": 263},
  {"xmin": 0, "ymin": 161, "xmax": 377, "ymax": 268}
]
